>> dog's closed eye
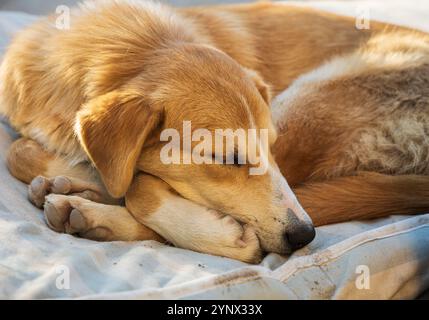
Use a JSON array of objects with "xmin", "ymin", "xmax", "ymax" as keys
[{"xmin": 211, "ymin": 152, "xmax": 245, "ymax": 166}]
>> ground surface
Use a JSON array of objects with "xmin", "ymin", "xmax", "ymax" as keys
[{"xmin": 0, "ymin": 0, "xmax": 259, "ymax": 15}]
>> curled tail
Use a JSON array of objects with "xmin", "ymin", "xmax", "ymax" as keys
[{"xmin": 294, "ymin": 172, "xmax": 429, "ymax": 226}]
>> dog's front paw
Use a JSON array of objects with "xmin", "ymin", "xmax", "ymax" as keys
[
  {"xmin": 28, "ymin": 175, "xmax": 109, "ymax": 208},
  {"xmin": 42, "ymin": 194, "xmax": 159, "ymax": 242},
  {"xmin": 230, "ymin": 223, "xmax": 262, "ymax": 264},
  {"xmin": 44, "ymin": 194, "xmax": 113, "ymax": 240},
  {"xmin": 203, "ymin": 212, "xmax": 263, "ymax": 264}
]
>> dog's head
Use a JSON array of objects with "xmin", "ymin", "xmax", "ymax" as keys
[{"xmin": 76, "ymin": 43, "xmax": 315, "ymax": 254}]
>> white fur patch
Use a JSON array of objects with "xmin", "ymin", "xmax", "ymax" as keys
[
  {"xmin": 140, "ymin": 193, "xmax": 260, "ymax": 261},
  {"xmin": 271, "ymin": 53, "xmax": 363, "ymax": 129},
  {"xmin": 271, "ymin": 32, "xmax": 429, "ymax": 129},
  {"xmin": 269, "ymin": 167, "xmax": 313, "ymax": 225},
  {"xmin": 29, "ymin": 128, "xmax": 49, "ymax": 146}
]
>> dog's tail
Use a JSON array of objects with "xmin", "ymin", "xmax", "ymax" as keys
[{"xmin": 294, "ymin": 172, "xmax": 429, "ymax": 226}]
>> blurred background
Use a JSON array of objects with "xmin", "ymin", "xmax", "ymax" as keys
[
  {"xmin": 0, "ymin": 0, "xmax": 271, "ymax": 14},
  {"xmin": 0, "ymin": 0, "xmax": 395, "ymax": 15}
]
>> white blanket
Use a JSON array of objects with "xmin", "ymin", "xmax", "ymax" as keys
[{"xmin": 0, "ymin": 1, "xmax": 428, "ymax": 299}]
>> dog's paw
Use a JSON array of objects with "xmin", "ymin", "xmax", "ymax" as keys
[
  {"xmin": 203, "ymin": 211, "xmax": 262, "ymax": 264},
  {"xmin": 43, "ymin": 194, "xmax": 161, "ymax": 242},
  {"xmin": 28, "ymin": 176, "xmax": 52, "ymax": 208},
  {"xmin": 44, "ymin": 194, "xmax": 113, "ymax": 240},
  {"xmin": 225, "ymin": 223, "xmax": 262, "ymax": 264},
  {"xmin": 29, "ymin": 175, "xmax": 106, "ymax": 208}
]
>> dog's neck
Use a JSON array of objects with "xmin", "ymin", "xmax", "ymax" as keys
[
  {"xmin": 179, "ymin": 3, "xmax": 387, "ymax": 95},
  {"xmin": 178, "ymin": 7, "xmax": 261, "ymax": 74}
]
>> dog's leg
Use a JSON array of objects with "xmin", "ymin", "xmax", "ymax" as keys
[
  {"xmin": 42, "ymin": 194, "xmax": 163, "ymax": 241},
  {"xmin": 7, "ymin": 138, "xmax": 163, "ymax": 241},
  {"xmin": 44, "ymin": 173, "xmax": 262, "ymax": 263},
  {"xmin": 7, "ymin": 138, "xmax": 116, "ymax": 207},
  {"xmin": 7, "ymin": 138, "xmax": 58, "ymax": 184},
  {"xmin": 8, "ymin": 139, "xmax": 262, "ymax": 262},
  {"xmin": 28, "ymin": 175, "xmax": 113, "ymax": 208},
  {"xmin": 125, "ymin": 174, "xmax": 262, "ymax": 263},
  {"xmin": 295, "ymin": 172, "xmax": 429, "ymax": 226}
]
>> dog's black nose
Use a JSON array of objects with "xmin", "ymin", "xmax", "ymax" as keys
[{"xmin": 284, "ymin": 224, "xmax": 316, "ymax": 250}]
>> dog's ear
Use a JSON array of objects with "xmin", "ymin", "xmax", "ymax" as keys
[
  {"xmin": 244, "ymin": 68, "xmax": 272, "ymax": 105},
  {"xmin": 76, "ymin": 91, "xmax": 161, "ymax": 198}
]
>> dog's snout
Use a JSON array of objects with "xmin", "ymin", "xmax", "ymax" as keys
[
  {"xmin": 284, "ymin": 224, "xmax": 316, "ymax": 250},
  {"xmin": 283, "ymin": 208, "xmax": 316, "ymax": 250}
]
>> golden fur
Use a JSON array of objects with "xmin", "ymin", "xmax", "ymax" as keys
[{"xmin": 1, "ymin": 1, "xmax": 429, "ymax": 263}]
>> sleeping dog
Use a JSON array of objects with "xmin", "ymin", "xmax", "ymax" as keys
[{"xmin": 1, "ymin": 1, "xmax": 429, "ymax": 263}]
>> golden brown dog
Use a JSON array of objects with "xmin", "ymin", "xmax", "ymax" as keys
[{"xmin": 1, "ymin": 1, "xmax": 429, "ymax": 263}]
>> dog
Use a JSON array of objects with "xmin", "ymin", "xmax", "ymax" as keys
[{"xmin": 1, "ymin": 1, "xmax": 429, "ymax": 263}]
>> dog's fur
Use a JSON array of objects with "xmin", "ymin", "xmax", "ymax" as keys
[{"xmin": 1, "ymin": 1, "xmax": 429, "ymax": 263}]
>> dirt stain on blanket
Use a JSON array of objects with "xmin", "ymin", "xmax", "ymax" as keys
[{"xmin": 213, "ymin": 269, "xmax": 261, "ymax": 288}]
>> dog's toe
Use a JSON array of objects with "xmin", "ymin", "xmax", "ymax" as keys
[
  {"xmin": 220, "ymin": 219, "xmax": 262, "ymax": 263},
  {"xmin": 29, "ymin": 176, "xmax": 51, "ymax": 208},
  {"xmin": 44, "ymin": 200, "xmax": 67, "ymax": 232},
  {"xmin": 51, "ymin": 176, "xmax": 73, "ymax": 194},
  {"xmin": 29, "ymin": 175, "xmax": 109, "ymax": 211},
  {"xmin": 67, "ymin": 209, "xmax": 88, "ymax": 234},
  {"xmin": 44, "ymin": 194, "xmax": 86, "ymax": 235},
  {"xmin": 240, "ymin": 225, "xmax": 262, "ymax": 263},
  {"xmin": 42, "ymin": 194, "xmax": 115, "ymax": 241}
]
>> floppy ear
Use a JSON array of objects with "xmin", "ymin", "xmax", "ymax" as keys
[
  {"xmin": 244, "ymin": 68, "xmax": 272, "ymax": 105},
  {"xmin": 76, "ymin": 91, "xmax": 161, "ymax": 198}
]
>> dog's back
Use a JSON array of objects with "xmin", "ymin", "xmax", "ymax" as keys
[{"xmin": 272, "ymin": 31, "xmax": 429, "ymax": 225}]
